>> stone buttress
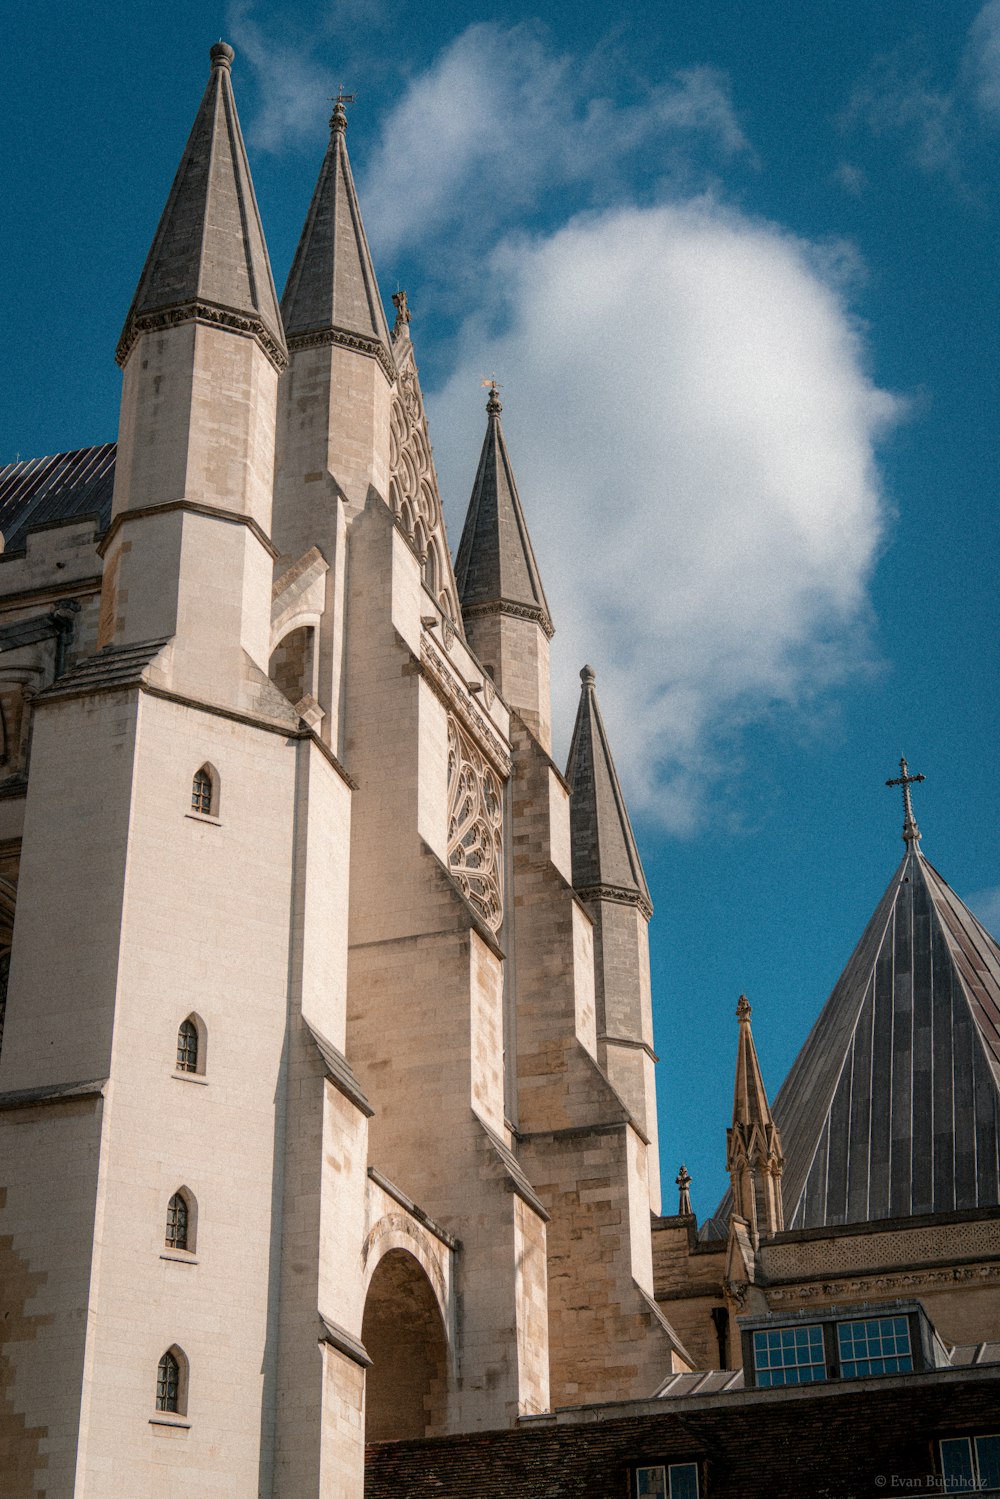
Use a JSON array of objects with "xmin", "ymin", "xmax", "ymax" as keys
[{"xmin": 456, "ymin": 392, "xmax": 690, "ymax": 1406}]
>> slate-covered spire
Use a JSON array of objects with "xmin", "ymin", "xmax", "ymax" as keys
[
  {"xmin": 455, "ymin": 384, "xmax": 553, "ymax": 638},
  {"xmin": 726, "ymin": 995, "xmax": 784, "ymax": 1242},
  {"xmin": 280, "ymin": 97, "xmax": 393, "ymax": 380},
  {"xmin": 707, "ymin": 820, "xmax": 1000, "ymax": 1238},
  {"xmin": 117, "ymin": 42, "xmax": 286, "ymax": 371},
  {"xmin": 565, "ymin": 666, "xmax": 651, "ymax": 913}
]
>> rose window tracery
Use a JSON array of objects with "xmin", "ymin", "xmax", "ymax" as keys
[{"xmin": 446, "ymin": 717, "xmax": 504, "ymax": 932}]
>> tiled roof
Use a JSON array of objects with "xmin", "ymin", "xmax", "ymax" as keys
[{"xmin": 0, "ymin": 445, "xmax": 115, "ymax": 553}]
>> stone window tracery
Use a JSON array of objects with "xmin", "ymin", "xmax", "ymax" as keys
[
  {"xmin": 447, "ymin": 717, "xmax": 504, "ymax": 932},
  {"xmin": 388, "ymin": 356, "xmax": 462, "ymax": 625},
  {"xmin": 166, "ymin": 1192, "xmax": 190, "ymax": 1251}
]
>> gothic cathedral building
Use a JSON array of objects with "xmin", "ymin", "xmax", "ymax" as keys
[
  {"xmin": 0, "ymin": 41, "xmax": 681, "ymax": 1496},
  {"xmin": 2, "ymin": 40, "xmax": 999, "ymax": 1499}
]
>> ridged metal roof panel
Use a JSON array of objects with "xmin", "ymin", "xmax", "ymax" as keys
[{"xmin": 0, "ymin": 444, "xmax": 115, "ymax": 553}]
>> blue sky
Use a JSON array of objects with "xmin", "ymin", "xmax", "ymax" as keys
[{"xmin": 3, "ymin": 0, "xmax": 998, "ymax": 1215}]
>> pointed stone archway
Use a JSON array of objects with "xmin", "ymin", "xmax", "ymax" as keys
[{"xmin": 362, "ymin": 1247, "xmax": 449, "ymax": 1441}]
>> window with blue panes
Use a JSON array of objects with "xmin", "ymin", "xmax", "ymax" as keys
[
  {"xmin": 940, "ymin": 1434, "xmax": 1000, "ymax": 1493},
  {"xmin": 752, "ymin": 1323, "xmax": 826, "ymax": 1386},
  {"xmin": 636, "ymin": 1462, "xmax": 700, "ymax": 1498},
  {"xmin": 837, "ymin": 1316, "xmax": 912, "ymax": 1378}
]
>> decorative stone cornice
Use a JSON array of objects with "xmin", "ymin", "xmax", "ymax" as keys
[
  {"xmin": 767, "ymin": 1261, "xmax": 1000, "ymax": 1305},
  {"xmin": 285, "ymin": 322, "xmax": 396, "ymax": 384},
  {"xmin": 461, "ymin": 596, "xmax": 554, "ymax": 639},
  {"xmin": 117, "ymin": 300, "xmax": 288, "ymax": 372},
  {"xmin": 575, "ymin": 881, "xmax": 653, "ymax": 921},
  {"xmin": 420, "ymin": 638, "xmax": 511, "ymax": 778}
]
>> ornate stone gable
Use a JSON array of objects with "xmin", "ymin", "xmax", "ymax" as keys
[
  {"xmin": 446, "ymin": 715, "xmax": 504, "ymax": 932},
  {"xmin": 389, "ymin": 337, "xmax": 463, "ymax": 628}
]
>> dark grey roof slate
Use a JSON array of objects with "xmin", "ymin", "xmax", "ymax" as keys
[
  {"xmin": 454, "ymin": 393, "xmax": 552, "ymax": 634},
  {"xmin": 281, "ymin": 110, "xmax": 391, "ymax": 353},
  {"xmin": 709, "ymin": 844, "xmax": 1000, "ymax": 1233},
  {"xmin": 0, "ymin": 445, "xmax": 115, "ymax": 553},
  {"xmin": 564, "ymin": 667, "xmax": 651, "ymax": 910},
  {"xmin": 118, "ymin": 44, "xmax": 285, "ymax": 367}
]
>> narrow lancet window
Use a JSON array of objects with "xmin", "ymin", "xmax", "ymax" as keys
[
  {"xmin": 166, "ymin": 1192, "xmax": 189, "ymax": 1250},
  {"xmin": 156, "ymin": 1351, "xmax": 180, "ymax": 1412},
  {"xmin": 191, "ymin": 766, "xmax": 214, "ymax": 816},
  {"xmin": 176, "ymin": 1018, "xmax": 199, "ymax": 1073}
]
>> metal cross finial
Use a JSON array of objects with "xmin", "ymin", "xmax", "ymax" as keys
[{"xmin": 885, "ymin": 755, "xmax": 925, "ymax": 844}]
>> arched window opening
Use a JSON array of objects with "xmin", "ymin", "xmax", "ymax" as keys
[
  {"xmin": 362, "ymin": 1249, "xmax": 449, "ymax": 1441},
  {"xmin": 190, "ymin": 765, "xmax": 216, "ymax": 817},
  {"xmin": 176, "ymin": 1017, "xmax": 201, "ymax": 1074},
  {"xmin": 166, "ymin": 1190, "xmax": 192, "ymax": 1251},
  {"xmin": 156, "ymin": 1348, "xmax": 185, "ymax": 1413}
]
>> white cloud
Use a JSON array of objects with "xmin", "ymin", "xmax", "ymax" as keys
[
  {"xmin": 843, "ymin": 52, "xmax": 961, "ymax": 178},
  {"xmin": 362, "ymin": 24, "xmax": 749, "ymax": 258},
  {"xmin": 966, "ymin": 0, "xmax": 1000, "ymax": 119},
  {"xmin": 227, "ymin": 2, "xmax": 337, "ymax": 152},
  {"xmin": 427, "ymin": 203, "xmax": 902, "ymax": 829}
]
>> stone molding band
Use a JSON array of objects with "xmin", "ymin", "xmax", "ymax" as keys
[
  {"xmin": 575, "ymin": 881, "xmax": 653, "ymax": 920},
  {"xmin": 461, "ymin": 596, "xmax": 555, "ymax": 640},
  {"xmin": 117, "ymin": 300, "xmax": 288, "ymax": 372},
  {"xmin": 98, "ymin": 499, "xmax": 279, "ymax": 561},
  {"xmin": 286, "ymin": 323, "xmax": 396, "ymax": 385}
]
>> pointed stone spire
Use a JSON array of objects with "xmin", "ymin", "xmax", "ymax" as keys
[
  {"xmin": 117, "ymin": 42, "xmax": 286, "ymax": 371},
  {"xmin": 726, "ymin": 996, "xmax": 784, "ymax": 1243},
  {"xmin": 566, "ymin": 665, "xmax": 659, "ymax": 1211},
  {"xmin": 455, "ymin": 384, "xmax": 553, "ymax": 637},
  {"xmin": 565, "ymin": 666, "xmax": 651, "ymax": 912},
  {"xmin": 280, "ymin": 96, "xmax": 393, "ymax": 382}
]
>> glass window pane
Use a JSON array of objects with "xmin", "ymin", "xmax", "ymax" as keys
[
  {"xmin": 753, "ymin": 1325, "xmax": 825, "ymax": 1386},
  {"xmin": 975, "ymin": 1435, "xmax": 1000, "ymax": 1490},
  {"xmin": 669, "ymin": 1463, "xmax": 699, "ymax": 1499},
  {"xmin": 636, "ymin": 1466, "xmax": 667, "ymax": 1499},
  {"xmin": 838, "ymin": 1316, "xmax": 912, "ymax": 1378},
  {"xmin": 941, "ymin": 1439, "xmax": 975, "ymax": 1492}
]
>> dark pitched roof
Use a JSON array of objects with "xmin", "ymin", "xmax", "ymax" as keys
[
  {"xmin": 117, "ymin": 43, "xmax": 285, "ymax": 369},
  {"xmin": 564, "ymin": 666, "xmax": 651, "ymax": 912},
  {"xmin": 280, "ymin": 102, "xmax": 392, "ymax": 372},
  {"xmin": 0, "ymin": 445, "xmax": 115, "ymax": 552},
  {"xmin": 454, "ymin": 388, "xmax": 552, "ymax": 636},
  {"xmin": 710, "ymin": 843, "xmax": 1000, "ymax": 1233}
]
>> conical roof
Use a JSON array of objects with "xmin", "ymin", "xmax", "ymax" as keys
[
  {"xmin": 280, "ymin": 100, "xmax": 393, "ymax": 381},
  {"xmin": 565, "ymin": 666, "xmax": 651, "ymax": 913},
  {"xmin": 117, "ymin": 43, "xmax": 285, "ymax": 370},
  {"xmin": 710, "ymin": 841, "xmax": 1000, "ymax": 1234},
  {"xmin": 455, "ymin": 387, "xmax": 553, "ymax": 636}
]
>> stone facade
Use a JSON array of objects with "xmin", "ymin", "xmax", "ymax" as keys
[{"xmin": 0, "ymin": 42, "xmax": 686, "ymax": 1498}]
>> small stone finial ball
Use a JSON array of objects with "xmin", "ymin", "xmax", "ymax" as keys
[
  {"xmin": 210, "ymin": 41, "xmax": 235, "ymax": 69},
  {"xmin": 580, "ymin": 664, "xmax": 596, "ymax": 685}
]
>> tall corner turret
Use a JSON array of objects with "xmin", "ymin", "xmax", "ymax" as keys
[
  {"xmin": 565, "ymin": 664, "xmax": 660, "ymax": 1210},
  {"xmin": 726, "ymin": 995, "xmax": 784, "ymax": 1245},
  {"xmin": 455, "ymin": 384, "xmax": 553, "ymax": 749},
  {"xmin": 273, "ymin": 94, "xmax": 395, "ymax": 527},
  {"xmin": 107, "ymin": 41, "xmax": 286, "ymax": 688}
]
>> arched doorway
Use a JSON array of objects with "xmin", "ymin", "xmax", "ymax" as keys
[{"xmin": 362, "ymin": 1248, "xmax": 449, "ymax": 1441}]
